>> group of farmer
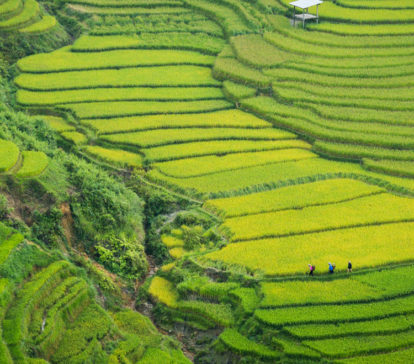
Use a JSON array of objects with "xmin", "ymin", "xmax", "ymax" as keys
[{"xmin": 307, "ymin": 261, "xmax": 352, "ymax": 276}]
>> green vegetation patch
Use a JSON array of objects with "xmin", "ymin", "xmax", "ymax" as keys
[
  {"xmin": 155, "ymin": 149, "xmax": 316, "ymax": 178},
  {"xmin": 63, "ymin": 99, "xmax": 232, "ymax": 119},
  {"xmin": 101, "ymin": 127, "xmax": 294, "ymax": 148},
  {"xmin": 219, "ymin": 329, "xmax": 279, "ymax": 358},
  {"xmin": 144, "ymin": 139, "xmax": 309, "ymax": 163},
  {"xmin": 15, "ymin": 151, "xmax": 48, "ymax": 178},
  {"xmin": 0, "ymin": 139, "xmax": 19, "ymax": 172},
  {"xmin": 84, "ymin": 145, "xmax": 142, "ymax": 167},
  {"xmin": 18, "ymin": 48, "xmax": 216, "ymax": 72},
  {"xmin": 18, "ymin": 87, "xmax": 225, "ymax": 106},
  {"xmin": 15, "ymin": 65, "xmax": 220, "ymax": 90}
]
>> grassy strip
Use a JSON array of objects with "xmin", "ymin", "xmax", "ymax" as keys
[
  {"xmin": 276, "ymin": 85, "xmax": 414, "ymax": 112},
  {"xmin": 178, "ymin": 301, "xmax": 234, "ymax": 327},
  {"xmin": 15, "ymin": 151, "xmax": 48, "ymax": 178},
  {"xmin": 260, "ymin": 280, "xmax": 378, "ymax": 308},
  {"xmin": 66, "ymin": 4, "xmax": 190, "ymax": 14},
  {"xmin": 222, "ymin": 193, "xmax": 414, "ymax": 241},
  {"xmin": 280, "ymin": 62, "xmax": 414, "ymax": 81},
  {"xmin": 83, "ymin": 109, "xmax": 269, "ymax": 134},
  {"xmin": 0, "ymin": 139, "xmax": 19, "ymax": 172},
  {"xmin": 18, "ymin": 49, "xmax": 215, "ymax": 72},
  {"xmin": 219, "ymin": 329, "xmax": 279, "ymax": 358},
  {"xmin": 60, "ymin": 131, "xmax": 87, "ymax": 145},
  {"xmin": 310, "ymin": 22, "xmax": 414, "ymax": 36},
  {"xmin": 266, "ymin": 67, "xmax": 414, "ymax": 89},
  {"xmin": 91, "ymin": 14, "xmax": 223, "ymax": 37},
  {"xmin": 204, "ymin": 221, "xmax": 414, "ymax": 276},
  {"xmin": 268, "ymin": 15, "xmax": 414, "ymax": 48},
  {"xmin": 241, "ymin": 97, "xmax": 414, "ymax": 149},
  {"xmin": 0, "ymin": 0, "xmax": 39, "ymax": 29},
  {"xmin": 147, "ymin": 158, "xmax": 414, "ymax": 196},
  {"xmin": 303, "ymin": 103, "xmax": 414, "ymax": 127},
  {"xmin": 18, "ymin": 87, "xmax": 224, "ymax": 105},
  {"xmin": 70, "ymin": 33, "xmax": 225, "ymax": 55},
  {"xmin": 273, "ymin": 337, "xmax": 320, "ymax": 359},
  {"xmin": 144, "ymin": 139, "xmax": 309, "ymax": 162},
  {"xmin": 155, "ymin": 149, "xmax": 316, "ymax": 178},
  {"xmin": 262, "ymin": 265, "xmax": 414, "ymax": 308},
  {"xmin": 229, "ymin": 288, "xmax": 260, "ymax": 313},
  {"xmin": 230, "ymin": 34, "xmax": 286, "ymax": 68},
  {"xmin": 363, "ymin": 159, "xmax": 414, "ymax": 179},
  {"xmin": 304, "ymin": 330, "xmax": 414, "ymax": 358},
  {"xmin": 38, "ymin": 115, "xmax": 75, "ymax": 132},
  {"xmin": 61, "ymin": 100, "xmax": 232, "ymax": 119},
  {"xmin": 264, "ymin": 31, "xmax": 414, "ymax": 59},
  {"xmin": 213, "ymin": 57, "xmax": 271, "ymax": 88},
  {"xmin": 339, "ymin": 346, "xmax": 414, "ymax": 363},
  {"xmin": 66, "ymin": 0, "xmax": 182, "ymax": 8},
  {"xmin": 16, "ymin": 65, "xmax": 220, "ymax": 90},
  {"xmin": 337, "ymin": 0, "xmax": 414, "ymax": 10},
  {"xmin": 101, "ymin": 127, "xmax": 294, "ymax": 148},
  {"xmin": 255, "ymin": 293, "xmax": 414, "ymax": 327},
  {"xmin": 84, "ymin": 146, "xmax": 142, "ymax": 168},
  {"xmin": 19, "ymin": 14, "xmax": 56, "ymax": 33},
  {"xmin": 205, "ymin": 178, "xmax": 384, "ymax": 217},
  {"xmin": 274, "ymin": 82, "xmax": 414, "ymax": 102},
  {"xmin": 278, "ymin": 0, "xmax": 414, "ymax": 23},
  {"xmin": 222, "ymin": 81, "xmax": 256, "ymax": 101},
  {"xmin": 287, "ymin": 315, "xmax": 414, "ymax": 339}
]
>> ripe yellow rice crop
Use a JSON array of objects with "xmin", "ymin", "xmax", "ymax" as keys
[
  {"xmin": 155, "ymin": 149, "xmax": 316, "ymax": 178},
  {"xmin": 148, "ymin": 277, "xmax": 178, "ymax": 308},
  {"xmin": 84, "ymin": 146, "xmax": 142, "ymax": 167},
  {"xmin": 83, "ymin": 109, "xmax": 271, "ymax": 134},
  {"xmin": 222, "ymin": 193, "xmax": 414, "ymax": 241},
  {"xmin": 205, "ymin": 179, "xmax": 384, "ymax": 217},
  {"xmin": 204, "ymin": 222, "xmax": 414, "ymax": 276},
  {"xmin": 101, "ymin": 127, "xmax": 295, "ymax": 148}
]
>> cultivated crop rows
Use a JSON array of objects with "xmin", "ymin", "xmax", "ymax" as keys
[
  {"xmin": 0, "ymin": 138, "xmax": 49, "ymax": 177},
  {"xmin": 0, "ymin": 0, "xmax": 56, "ymax": 33},
  {"xmin": 13, "ymin": 0, "xmax": 414, "ymax": 361}
]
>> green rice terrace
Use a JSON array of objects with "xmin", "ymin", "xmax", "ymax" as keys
[{"xmin": 0, "ymin": 0, "xmax": 414, "ymax": 362}]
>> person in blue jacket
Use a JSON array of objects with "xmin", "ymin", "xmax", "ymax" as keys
[{"xmin": 328, "ymin": 262, "xmax": 336, "ymax": 274}]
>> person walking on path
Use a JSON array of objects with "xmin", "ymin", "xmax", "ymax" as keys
[
  {"xmin": 348, "ymin": 261, "xmax": 352, "ymax": 273},
  {"xmin": 328, "ymin": 262, "xmax": 336, "ymax": 274},
  {"xmin": 308, "ymin": 264, "xmax": 315, "ymax": 276}
]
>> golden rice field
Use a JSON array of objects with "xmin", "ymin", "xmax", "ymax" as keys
[{"xmin": 11, "ymin": 0, "xmax": 414, "ymax": 361}]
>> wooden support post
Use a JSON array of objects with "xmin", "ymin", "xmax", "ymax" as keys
[
  {"xmin": 302, "ymin": 7, "xmax": 305, "ymax": 28},
  {"xmin": 293, "ymin": 6, "xmax": 295, "ymax": 26}
]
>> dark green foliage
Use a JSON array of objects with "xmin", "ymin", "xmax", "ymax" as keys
[
  {"xmin": 0, "ymin": 194, "xmax": 10, "ymax": 219},
  {"xmin": 31, "ymin": 207, "xmax": 63, "ymax": 246}
]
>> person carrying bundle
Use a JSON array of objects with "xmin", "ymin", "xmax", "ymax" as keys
[
  {"xmin": 308, "ymin": 264, "xmax": 315, "ymax": 276},
  {"xmin": 328, "ymin": 262, "xmax": 336, "ymax": 274}
]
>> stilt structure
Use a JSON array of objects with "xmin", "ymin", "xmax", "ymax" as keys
[{"xmin": 290, "ymin": 0, "xmax": 323, "ymax": 28}]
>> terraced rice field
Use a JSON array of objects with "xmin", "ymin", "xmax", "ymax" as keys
[
  {"xmin": 0, "ymin": 139, "xmax": 49, "ymax": 177},
  {"xmin": 13, "ymin": 0, "xmax": 414, "ymax": 361},
  {"xmin": 0, "ymin": 0, "xmax": 56, "ymax": 33}
]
